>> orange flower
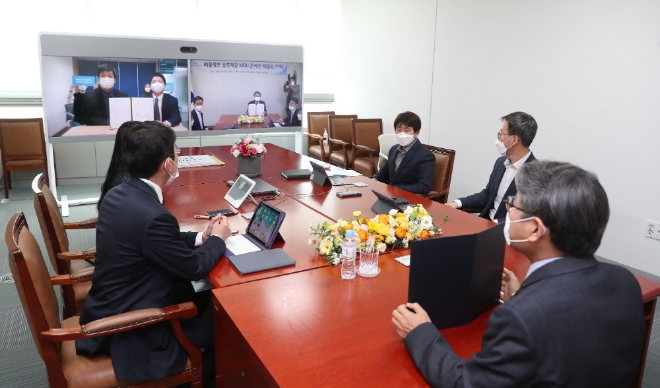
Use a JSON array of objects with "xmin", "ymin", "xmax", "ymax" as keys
[
  {"xmin": 378, "ymin": 214, "xmax": 390, "ymax": 225},
  {"xmin": 395, "ymin": 226, "xmax": 407, "ymax": 239},
  {"xmin": 344, "ymin": 223, "xmax": 353, "ymax": 230},
  {"xmin": 356, "ymin": 229, "xmax": 369, "ymax": 242},
  {"xmin": 420, "ymin": 230, "xmax": 431, "ymax": 239}
]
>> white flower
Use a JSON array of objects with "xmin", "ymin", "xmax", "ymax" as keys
[
  {"xmin": 331, "ymin": 253, "xmax": 341, "ymax": 265},
  {"xmin": 420, "ymin": 216, "xmax": 433, "ymax": 229},
  {"xmin": 429, "ymin": 231, "xmax": 436, "ymax": 236},
  {"xmin": 232, "ymin": 149, "xmax": 240, "ymax": 157},
  {"xmin": 389, "ymin": 209, "xmax": 398, "ymax": 216},
  {"xmin": 402, "ymin": 239, "xmax": 409, "ymax": 248},
  {"xmin": 308, "ymin": 238, "xmax": 316, "ymax": 246},
  {"xmin": 404, "ymin": 206, "xmax": 414, "ymax": 215},
  {"xmin": 376, "ymin": 242, "xmax": 387, "ymax": 252}
]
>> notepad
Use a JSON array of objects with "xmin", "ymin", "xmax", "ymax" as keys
[{"xmin": 177, "ymin": 155, "xmax": 224, "ymax": 168}]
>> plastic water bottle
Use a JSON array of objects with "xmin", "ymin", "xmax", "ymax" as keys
[
  {"xmin": 341, "ymin": 230, "xmax": 358, "ymax": 279},
  {"xmin": 323, "ymin": 128, "xmax": 329, "ymax": 146}
]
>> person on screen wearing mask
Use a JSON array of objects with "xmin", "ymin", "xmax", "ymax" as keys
[
  {"xmin": 78, "ymin": 121, "xmax": 228, "ymax": 387},
  {"xmin": 372, "ymin": 111, "xmax": 435, "ymax": 194},
  {"xmin": 445, "ymin": 112, "xmax": 537, "ymax": 223},
  {"xmin": 281, "ymin": 97, "xmax": 302, "ymax": 127},
  {"xmin": 191, "ymin": 96, "xmax": 206, "ymax": 131},
  {"xmin": 392, "ymin": 160, "xmax": 645, "ymax": 388},
  {"xmin": 246, "ymin": 91, "xmax": 267, "ymax": 116},
  {"xmin": 142, "ymin": 83, "xmax": 151, "ymax": 97},
  {"xmin": 283, "ymin": 76, "xmax": 301, "ymax": 108},
  {"xmin": 146, "ymin": 72, "xmax": 182, "ymax": 128},
  {"xmin": 69, "ymin": 84, "xmax": 89, "ymax": 126},
  {"xmin": 85, "ymin": 64, "xmax": 129, "ymax": 125}
]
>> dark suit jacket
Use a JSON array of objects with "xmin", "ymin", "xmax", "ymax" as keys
[
  {"xmin": 404, "ymin": 257, "xmax": 645, "ymax": 388},
  {"xmin": 246, "ymin": 100, "xmax": 267, "ymax": 115},
  {"xmin": 372, "ymin": 140, "xmax": 435, "ymax": 194},
  {"xmin": 76, "ymin": 177, "xmax": 226, "ymax": 381},
  {"xmin": 84, "ymin": 87, "xmax": 128, "ymax": 125},
  {"xmin": 459, "ymin": 152, "xmax": 536, "ymax": 223},
  {"xmin": 191, "ymin": 109, "xmax": 205, "ymax": 130},
  {"xmin": 148, "ymin": 93, "xmax": 182, "ymax": 127},
  {"xmin": 282, "ymin": 107, "xmax": 301, "ymax": 126}
]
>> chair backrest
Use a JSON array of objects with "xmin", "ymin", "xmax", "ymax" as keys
[
  {"xmin": 328, "ymin": 115, "xmax": 358, "ymax": 145},
  {"xmin": 352, "ymin": 119, "xmax": 383, "ymax": 153},
  {"xmin": 377, "ymin": 134, "xmax": 398, "ymax": 169},
  {"xmin": 307, "ymin": 111, "xmax": 335, "ymax": 137},
  {"xmin": 33, "ymin": 174, "xmax": 70, "ymax": 275},
  {"xmin": 6, "ymin": 212, "xmax": 63, "ymax": 366},
  {"xmin": 424, "ymin": 145, "xmax": 456, "ymax": 197},
  {"xmin": 0, "ymin": 118, "xmax": 47, "ymax": 162}
]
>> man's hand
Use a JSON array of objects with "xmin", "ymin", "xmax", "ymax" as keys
[
  {"xmin": 445, "ymin": 202, "xmax": 458, "ymax": 209},
  {"xmin": 202, "ymin": 215, "xmax": 221, "ymax": 243},
  {"xmin": 392, "ymin": 303, "xmax": 431, "ymax": 339},
  {"xmin": 163, "ymin": 120, "xmax": 172, "ymax": 127},
  {"xmin": 211, "ymin": 215, "xmax": 232, "ymax": 241},
  {"xmin": 501, "ymin": 268, "xmax": 521, "ymax": 302}
]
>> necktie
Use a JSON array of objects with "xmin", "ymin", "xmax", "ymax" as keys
[{"xmin": 154, "ymin": 98, "xmax": 160, "ymax": 121}]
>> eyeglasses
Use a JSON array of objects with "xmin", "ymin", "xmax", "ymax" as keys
[
  {"xmin": 170, "ymin": 144, "xmax": 181, "ymax": 159},
  {"xmin": 497, "ymin": 131, "xmax": 513, "ymax": 140},
  {"xmin": 503, "ymin": 195, "xmax": 533, "ymax": 215}
]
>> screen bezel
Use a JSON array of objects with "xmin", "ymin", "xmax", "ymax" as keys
[
  {"xmin": 245, "ymin": 200, "xmax": 286, "ymax": 249},
  {"xmin": 224, "ymin": 174, "xmax": 256, "ymax": 209}
]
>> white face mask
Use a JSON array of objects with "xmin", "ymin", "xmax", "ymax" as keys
[
  {"xmin": 165, "ymin": 158, "xmax": 179, "ymax": 186},
  {"xmin": 78, "ymin": 86, "xmax": 87, "ymax": 93},
  {"xmin": 99, "ymin": 77, "xmax": 115, "ymax": 90},
  {"xmin": 289, "ymin": 105, "xmax": 296, "ymax": 111},
  {"xmin": 194, "ymin": 105, "xmax": 203, "ymax": 112},
  {"xmin": 290, "ymin": 81, "xmax": 295, "ymax": 86},
  {"xmin": 145, "ymin": 87, "xmax": 151, "ymax": 93},
  {"xmin": 503, "ymin": 212, "xmax": 545, "ymax": 245},
  {"xmin": 396, "ymin": 132, "xmax": 415, "ymax": 147},
  {"xmin": 297, "ymin": 113, "xmax": 303, "ymax": 121},
  {"xmin": 495, "ymin": 136, "xmax": 513, "ymax": 155},
  {"xmin": 254, "ymin": 96, "xmax": 261, "ymax": 101},
  {"xmin": 150, "ymin": 82, "xmax": 165, "ymax": 93}
]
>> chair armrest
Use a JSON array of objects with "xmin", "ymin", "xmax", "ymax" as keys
[
  {"xmin": 40, "ymin": 302, "xmax": 198, "ymax": 342},
  {"xmin": 353, "ymin": 144, "xmax": 378, "ymax": 154},
  {"xmin": 307, "ymin": 133, "xmax": 323, "ymax": 146},
  {"xmin": 51, "ymin": 267, "xmax": 94, "ymax": 285},
  {"xmin": 64, "ymin": 217, "xmax": 97, "ymax": 229},
  {"xmin": 57, "ymin": 247, "xmax": 96, "ymax": 260},
  {"xmin": 308, "ymin": 133, "xmax": 324, "ymax": 140},
  {"xmin": 329, "ymin": 138, "xmax": 349, "ymax": 147}
]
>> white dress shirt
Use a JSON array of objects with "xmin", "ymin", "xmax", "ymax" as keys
[
  {"xmin": 488, "ymin": 150, "xmax": 532, "ymax": 221},
  {"xmin": 526, "ymin": 257, "xmax": 563, "ymax": 278}
]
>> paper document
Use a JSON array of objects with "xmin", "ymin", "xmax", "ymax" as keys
[
  {"xmin": 327, "ymin": 169, "xmax": 362, "ymax": 177},
  {"xmin": 131, "ymin": 97, "xmax": 155, "ymax": 121},
  {"xmin": 395, "ymin": 255, "xmax": 411, "ymax": 267},
  {"xmin": 247, "ymin": 103, "xmax": 265, "ymax": 116},
  {"xmin": 177, "ymin": 155, "xmax": 224, "ymax": 168},
  {"xmin": 109, "ymin": 98, "xmax": 132, "ymax": 129}
]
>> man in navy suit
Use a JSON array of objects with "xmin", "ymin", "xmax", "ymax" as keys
[
  {"xmin": 84, "ymin": 64, "xmax": 128, "ymax": 125},
  {"xmin": 191, "ymin": 96, "xmax": 206, "ymax": 130},
  {"xmin": 76, "ymin": 121, "xmax": 231, "ymax": 384},
  {"xmin": 246, "ymin": 91, "xmax": 268, "ymax": 116},
  {"xmin": 281, "ymin": 97, "xmax": 302, "ymax": 127},
  {"xmin": 147, "ymin": 72, "xmax": 182, "ymax": 127},
  {"xmin": 393, "ymin": 161, "xmax": 645, "ymax": 387},
  {"xmin": 446, "ymin": 111, "xmax": 537, "ymax": 223},
  {"xmin": 372, "ymin": 111, "xmax": 435, "ymax": 194}
]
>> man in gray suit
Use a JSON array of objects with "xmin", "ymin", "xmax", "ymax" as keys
[{"xmin": 393, "ymin": 160, "xmax": 645, "ymax": 387}]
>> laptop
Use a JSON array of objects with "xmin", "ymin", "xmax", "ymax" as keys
[
  {"xmin": 370, "ymin": 189, "xmax": 410, "ymax": 214},
  {"xmin": 407, "ymin": 223, "xmax": 506, "ymax": 329},
  {"xmin": 309, "ymin": 160, "xmax": 351, "ymax": 186}
]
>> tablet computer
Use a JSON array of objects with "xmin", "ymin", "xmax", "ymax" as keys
[
  {"xmin": 224, "ymin": 201, "xmax": 287, "ymax": 256},
  {"xmin": 224, "ymin": 174, "xmax": 256, "ymax": 209}
]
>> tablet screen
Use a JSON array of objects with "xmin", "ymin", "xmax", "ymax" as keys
[
  {"xmin": 247, "ymin": 202, "xmax": 284, "ymax": 247},
  {"xmin": 227, "ymin": 176, "xmax": 253, "ymax": 201}
]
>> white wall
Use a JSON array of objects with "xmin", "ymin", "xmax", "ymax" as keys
[
  {"xmin": 428, "ymin": 0, "xmax": 660, "ymax": 273},
  {"xmin": 337, "ymin": 0, "xmax": 437, "ymax": 135}
]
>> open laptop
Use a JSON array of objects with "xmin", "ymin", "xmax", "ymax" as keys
[
  {"xmin": 370, "ymin": 189, "xmax": 410, "ymax": 214},
  {"xmin": 309, "ymin": 160, "xmax": 351, "ymax": 186}
]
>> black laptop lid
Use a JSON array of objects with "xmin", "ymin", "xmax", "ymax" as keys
[
  {"xmin": 370, "ymin": 189, "xmax": 405, "ymax": 214},
  {"xmin": 309, "ymin": 160, "xmax": 329, "ymax": 186}
]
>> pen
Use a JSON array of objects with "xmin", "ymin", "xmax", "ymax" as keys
[{"xmin": 194, "ymin": 215, "xmax": 211, "ymax": 219}]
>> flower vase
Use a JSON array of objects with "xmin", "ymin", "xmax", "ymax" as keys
[{"xmin": 236, "ymin": 155, "xmax": 262, "ymax": 177}]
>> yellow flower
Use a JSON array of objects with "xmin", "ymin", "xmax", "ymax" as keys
[
  {"xmin": 367, "ymin": 221, "xmax": 377, "ymax": 231},
  {"xmin": 406, "ymin": 232, "xmax": 413, "ymax": 241},
  {"xmin": 376, "ymin": 243, "xmax": 387, "ymax": 253},
  {"xmin": 385, "ymin": 236, "xmax": 392, "ymax": 244},
  {"xmin": 378, "ymin": 214, "xmax": 389, "ymax": 225},
  {"xmin": 353, "ymin": 211, "xmax": 361, "ymax": 218},
  {"xmin": 319, "ymin": 240, "xmax": 333, "ymax": 255},
  {"xmin": 308, "ymin": 238, "xmax": 316, "ymax": 245},
  {"xmin": 352, "ymin": 221, "xmax": 360, "ymax": 230}
]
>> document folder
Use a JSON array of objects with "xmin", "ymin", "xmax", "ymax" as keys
[
  {"xmin": 228, "ymin": 248, "xmax": 295, "ymax": 275},
  {"xmin": 408, "ymin": 223, "xmax": 506, "ymax": 329}
]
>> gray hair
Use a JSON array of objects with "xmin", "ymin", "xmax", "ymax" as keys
[
  {"xmin": 501, "ymin": 111, "xmax": 537, "ymax": 148},
  {"xmin": 515, "ymin": 160, "xmax": 609, "ymax": 257}
]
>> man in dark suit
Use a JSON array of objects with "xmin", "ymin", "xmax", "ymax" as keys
[
  {"xmin": 446, "ymin": 111, "xmax": 537, "ymax": 223},
  {"xmin": 84, "ymin": 64, "xmax": 128, "ymax": 125},
  {"xmin": 281, "ymin": 97, "xmax": 302, "ymax": 127},
  {"xmin": 147, "ymin": 72, "xmax": 182, "ymax": 127},
  {"xmin": 76, "ymin": 121, "xmax": 231, "ymax": 384},
  {"xmin": 372, "ymin": 111, "xmax": 435, "ymax": 194},
  {"xmin": 191, "ymin": 96, "xmax": 206, "ymax": 130},
  {"xmin": 393, "ymin": 161, "xmax": 645, "ymax": 387},
  {"xmin": 246, "ymin": 91, "xmax": 267, "ymax": 116}
]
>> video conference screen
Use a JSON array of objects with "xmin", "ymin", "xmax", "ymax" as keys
[{"xmin": 41, "ymin": 54, "xmax": 303, "ymax": 139}]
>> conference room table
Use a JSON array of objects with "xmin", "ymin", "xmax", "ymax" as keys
[
  {"xmin": 212, "ymin": 114, "xmax": 283, "ymax": 130},
  {"xmin": 164, "ymin": 144, "xmax": 660, "ymax": 387}
]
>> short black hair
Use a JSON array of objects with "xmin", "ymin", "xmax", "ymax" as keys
[
  {"xmin": 289, "ymin": 97, "xmax": 299, "ymax": 105},
  {"xmin": 193, "ymin": 96, "xmax": 203, "ymax": 103},
  {"xmin": 151, "ymin": 72, "xmax": 167, "ymax": 85},
  {"xmin": 97, "ymin": 64, "xmax": 117, "ymax": 79},
  {"xmin": 501, "ymin": 112, "xmax": 537, "ymax": 148},
  {"xmin": 515, "ymin": 160, "xmax": 609, "ymax": 257},
  {"xmin": 122, "ymin": 121, "xmax": 176, "ymax": 179},
  {"xmin": 254, "ymin": 91, "xmax": 261, "ymax": 96},
  {"xmin": 394, "ymin": 111, "xmax": 422, "ymax": 133}
]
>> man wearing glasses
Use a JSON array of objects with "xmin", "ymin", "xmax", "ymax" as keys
[
  {"xmin": 393, "ymin": 161, "xmax": 645, "ymax": 387},
  {"xmin": 445, "ymin": 111, "xmax": 537, "ymax": 223}
]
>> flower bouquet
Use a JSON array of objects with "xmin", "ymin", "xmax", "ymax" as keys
[
  {"xmin": 309, "ymin": 206, "xmax": 448, "ymax": 265},
  {"xmin": 230, "ymin": 135, "xmax": 267, "ymax": 160},
  {"xmin": 236, "ymin": 114, "xmax": 264, "ymax": 124}
]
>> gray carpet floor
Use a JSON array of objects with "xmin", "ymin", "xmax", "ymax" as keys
[{"xmin": 1, "ymin": 183, "xmax": 660, "ymax": 387}]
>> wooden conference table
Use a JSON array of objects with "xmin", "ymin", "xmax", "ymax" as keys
[
  {"xmin": 164, "ymin": 144, "xmax": 660, "ymax": 387},
  {"xmin": 212, "ymin": 114, "xmax": 283, "ymax": 130}
]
